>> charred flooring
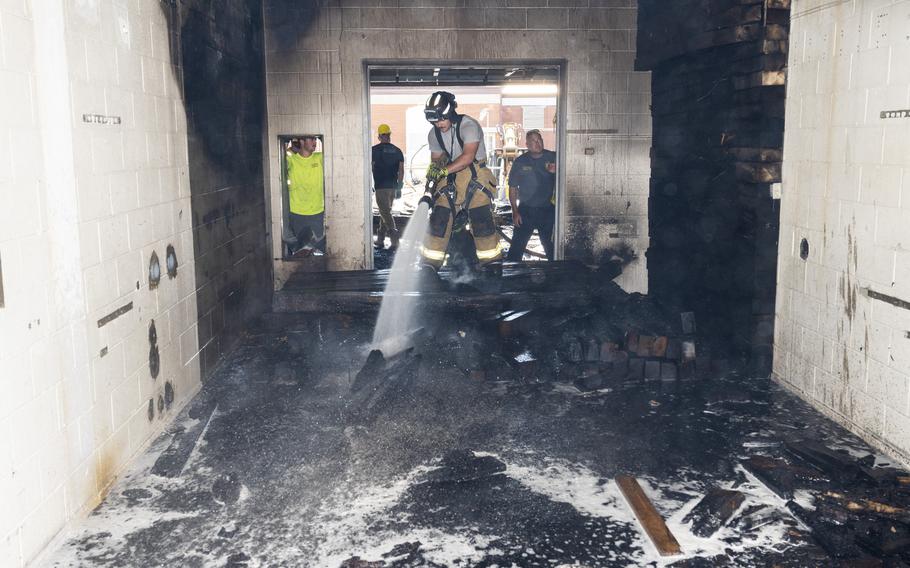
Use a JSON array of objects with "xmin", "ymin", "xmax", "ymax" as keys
[{"xmin": 47, "ymin": 294, "xmax": 910, "ymax": 567}]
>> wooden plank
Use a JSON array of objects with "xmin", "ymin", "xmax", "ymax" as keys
[{"xmin": 615, "ymin": 475, "xmax": 682, "ymax": 556}]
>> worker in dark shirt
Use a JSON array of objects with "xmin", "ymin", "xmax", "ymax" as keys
[
  {"xmin": 371, "ymin": 124, "xmax": 404, "ymax": 250},
  {"xmin": 507, "ymin": 129, "xmax": 556, "ymax": 261}
]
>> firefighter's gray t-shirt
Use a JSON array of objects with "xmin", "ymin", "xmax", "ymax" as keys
[
  {"xmin": 508, "ymin": 150, "xmax": 557, "ymax": 207},
  {"xmin": 427, "ymin": 115, "xmax": 487, "ymax": 163}
]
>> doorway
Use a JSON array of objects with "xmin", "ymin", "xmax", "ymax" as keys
[{"xmin": 364, "ymin": 63, "xmax": 565, "ymax": 270}]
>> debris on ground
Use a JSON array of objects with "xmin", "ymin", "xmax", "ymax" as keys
[{"xmin": 683, "ymin": 488, "xmax": 746, "ymax": 537}]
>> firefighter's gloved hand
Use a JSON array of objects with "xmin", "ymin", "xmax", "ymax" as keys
[{"xmin": 426, "ymin": 163, "xmax": 448, "ymax": 181}]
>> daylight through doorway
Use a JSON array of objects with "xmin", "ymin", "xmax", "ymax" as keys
[{"xmin": 366, "ymin": 64, "xmax": 562, "ymax": 270}]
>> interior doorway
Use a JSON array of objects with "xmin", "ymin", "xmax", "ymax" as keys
[{"xmin": 364, "ymin": 63, "xmax": 564, "ymax": 270}]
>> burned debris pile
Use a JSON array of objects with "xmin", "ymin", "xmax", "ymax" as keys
[
  {"xmin": 745, "ymin": 440, "xmax": 910, "ymax": 563},
  {"xmin": 480, "ymin": 280, "xmax": 713, "ymax": 391},
  {"xmin": 341, "ymin": 262, "xmax": 910, "ymax": 566}
]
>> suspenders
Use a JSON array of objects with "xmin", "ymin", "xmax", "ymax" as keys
[{"xmin": 431, "ymin": 116, "xmax": 494, "ymax": 211}]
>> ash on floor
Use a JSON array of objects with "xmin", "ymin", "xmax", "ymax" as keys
[{"xmin": 47, "ymin": 307, "xmax": 910, "ymax": 567}]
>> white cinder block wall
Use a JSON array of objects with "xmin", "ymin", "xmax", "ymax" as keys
[
  {"xmin": 775, "ymin": 0, "xmax": 910, "ymax": 463},
  {"xmin": 263, "ymin": 0, "xmax": 651, "ymax": 293},
  {"xmin": 0, "ymin": 1, "xmax": 201, "ymax": 566}
]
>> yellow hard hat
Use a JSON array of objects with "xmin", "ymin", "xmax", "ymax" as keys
[{"xmin": 378, "ymin": 124, "xmax": 391, "ymax": 135}]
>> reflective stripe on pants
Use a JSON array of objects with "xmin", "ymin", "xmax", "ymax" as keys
[{"xmin": 421, "ymin": 165, "xmax": 502, "ymax": 268}]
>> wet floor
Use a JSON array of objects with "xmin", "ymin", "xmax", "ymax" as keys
[{"xmin": 46, "ymin": 311, "xmax": 903, "ymax": 567}]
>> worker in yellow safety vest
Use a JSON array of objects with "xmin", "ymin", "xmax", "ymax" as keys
[
  {"xmin": 420, "ymin": 91, "xmax": 502, "ymax": 270},
  {"xmin": 287, "ymin": 135, "xmax": 325, "ymax": 254}
]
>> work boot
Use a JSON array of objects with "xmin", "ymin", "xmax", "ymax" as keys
[
  {"xmin": 375, "ymin": 229, "xmax": 386, "ymax": 250},
  {"xmin": 418, "ymin": 263, "xmax": 442, "ymax": 291},
  {"xmin": 389, "ymin": 229, "xmax": 400, "ymax": 250}
]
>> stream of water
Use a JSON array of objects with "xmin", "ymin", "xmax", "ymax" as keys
[{"xmin": 371, "ymin": 201, "xmax": 431, "ymax": 355}]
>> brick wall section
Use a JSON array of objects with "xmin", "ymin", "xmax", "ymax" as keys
[
  {"xmin": 774, "ymin": 0, "xmax": 910, "ymax": 465},
  {"xmin": 263, "ymin": 0, "xmax": 651, "ymax": 294},
  {"xmin": 636, "ymin": 0, "xmax": 788, "ymax": 370}
]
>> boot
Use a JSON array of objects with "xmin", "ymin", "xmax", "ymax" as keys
[
  {"xmin": 375, "ymin": 228, "xmax": 386, "ymax": 250},
  {"xmin": 418, "ymin": 263, "xmax": 443, "ymax": 291},
  {"xmin": 389, "ymin": 229, "xmax": 400, "ymax": 250}
]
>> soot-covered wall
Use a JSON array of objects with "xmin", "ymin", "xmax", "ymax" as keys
[
  {"xmin": 637, "ymin": 0, "xmax": 789, "ymax": 370},
  {"xmin": 263, "ymin": 0, "xmax": 651, "ymax": 294},
  {"xmin": 167, "ymin": 0, "xmax": 272, "ymax": 377}
]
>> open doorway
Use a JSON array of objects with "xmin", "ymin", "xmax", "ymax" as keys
[{"xmin": 365, "ymin": 64, "xmax": 563, "ymax": 270}]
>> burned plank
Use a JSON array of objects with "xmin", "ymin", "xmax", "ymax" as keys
[
  {"xmin": 823, "ymin": 492, "xmax": 907, "ymax": 517},
  {"xmin": 615, "ymin": 475, "xmax": 682, "ymax": 556},
  {"xmin": 742, "ymin": 455, "xmax": 828, "ymax": 499},
  {"xmin": 786, "ymin": 501, "xmax": 866, "ymax": 560},
  {"xmin": 785, "ymin": 440, "xmax": 861, "ymax": 483},
  {"xmin": 858, "ymin": 464, "xmax": 906, "ymax": 487},
  {"xmin": 352, "ymin": 349, "xmax": 385, "ymax": 392},
  {"xmin": 347, "ymin": 349, "xmax": 422, "ymax": 420},
  {"xmin": 683, "ymin": 488, "xmax": 746, "ymax": 537},
  {"xmin": 735, "ymin": 504, "xmax": 790, "ymax": 533}
]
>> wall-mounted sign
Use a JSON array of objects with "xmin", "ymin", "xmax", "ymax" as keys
[
  {"xmin": 82, "ymin": 113, "xmax": 121, "ymax": 125},
  {"xmin": 880, "ymin": 109, "xmax": 910, "ymax": 119}
]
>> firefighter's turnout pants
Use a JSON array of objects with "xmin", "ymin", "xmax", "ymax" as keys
[{"xmin": 421, "ymin": 164, "xmax": 502, "ymax": 269}]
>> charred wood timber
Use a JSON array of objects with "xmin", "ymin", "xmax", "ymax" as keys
[
  {"xmin": 821, "ymin": 492, "xmax": 908, "ymax": 519},
  {"xmin": 785, "ymin": 501, "xmax": 868, "ymax": 560},
  {"xmin": 683, "ymin": 488, "xmax": 746, "ymax": 537},
  {"xmin": 784, "ymin": 440, "xmax": 862, "ymax": 484},
  {"xmin": 347, "ymin": 348, "xmax": 422, "ymax": 421},
  {"xmin": 274, "ymin": 261, "xmax": 609, "ymax": 314},
  {"xmin": 742, "ymin": 455, "xmax": 829, "ymax": 499},
  {"xmin": 859, "ymin": 464, "xmax": 907, "ymax": 487}
]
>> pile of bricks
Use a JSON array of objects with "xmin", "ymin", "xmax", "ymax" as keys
[
  {"xmin": 555, "ymin": 326, "xmax": 698, "ymax": 387},
  {"xmin": 489, "ymin": 300, "xmax": 725, "ymax": 389}
]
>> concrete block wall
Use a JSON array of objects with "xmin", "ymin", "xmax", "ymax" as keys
[
  {"xmin": 0, "ymin": 1, "xmax": 270, "ymax": 565},
  {"xmin": 178, "ymin": 1, "xmax": 272, "ymax": 378},
  {"xmin": 263, "ymin": 0, "xmax": 651, "ymax": 293},
  {"xmin": 775, "ymin": 0, "xmax": 910, "ymax": 464}
]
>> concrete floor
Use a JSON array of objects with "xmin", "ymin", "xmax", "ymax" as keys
[{"xmin": 45, "ymin": 310, "xmax": 901, "ymax": 567}]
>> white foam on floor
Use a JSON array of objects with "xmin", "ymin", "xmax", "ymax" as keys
[
  {"xmin": 498, "ymin": 452, "xmax": 797, "ymax": 566},
  {"xmin": 49, "ymin": 444, "xmax": 803, "ymax": 567},
  {"xmin": 503, "ymin": 457, "xmax": 638, "ymax": 523},
  {"xmin": 628, "ymin": 469, "xmax": 794, "ymax": 566},
  {"xmin": 309, "ymin": 463, "xmax": 500, "ymax": 566}
]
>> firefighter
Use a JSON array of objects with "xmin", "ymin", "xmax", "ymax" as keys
[{"xmin": 420, "ymin": 91, "xmax": 502, "ymax": 270}]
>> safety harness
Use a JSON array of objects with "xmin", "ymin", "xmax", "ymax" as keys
[{"xmin": 431, "ymin": 115, "xmax": 495, "ymax": 215}]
